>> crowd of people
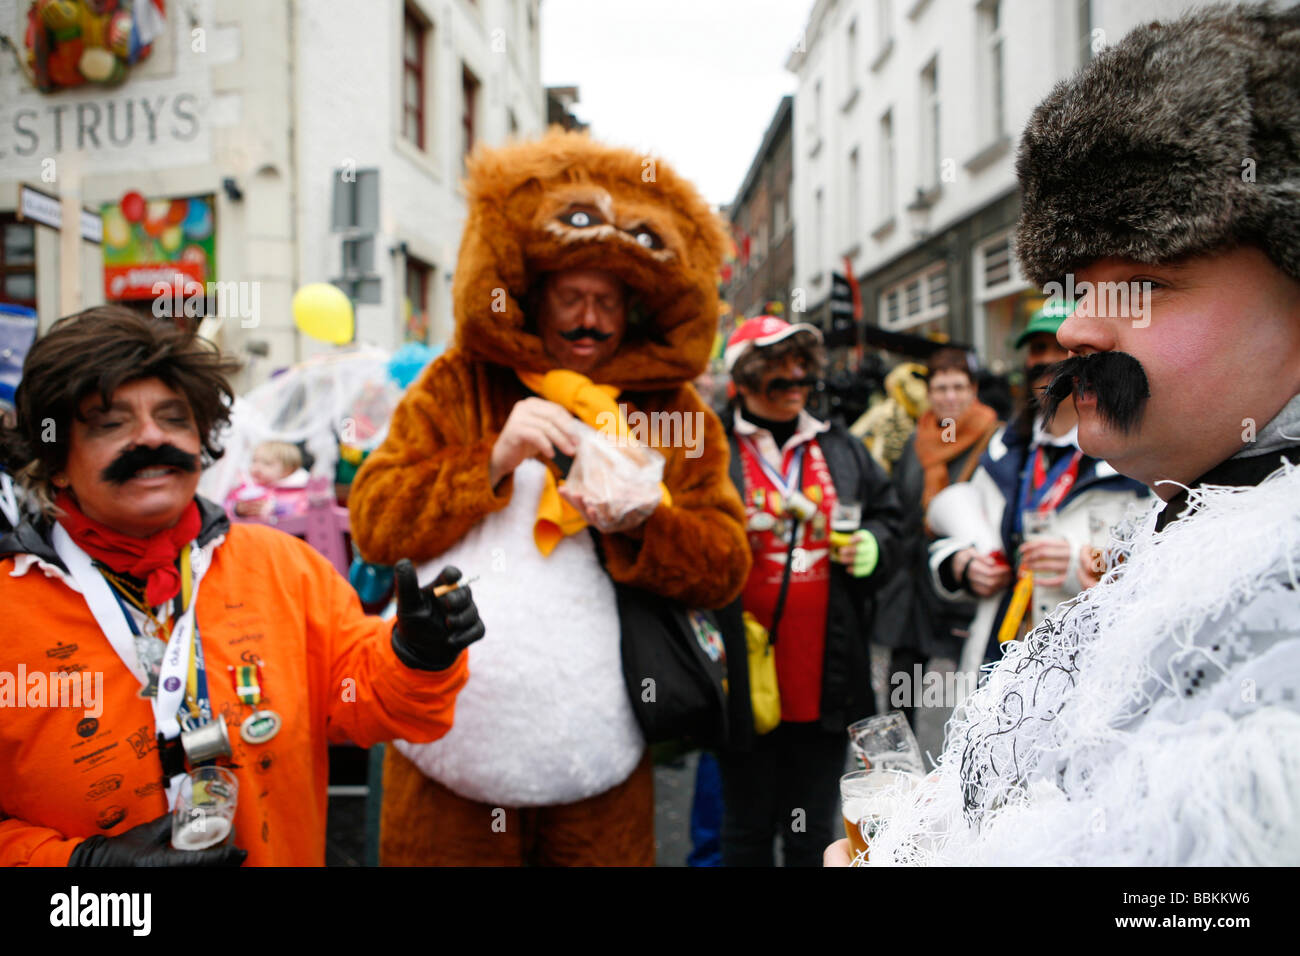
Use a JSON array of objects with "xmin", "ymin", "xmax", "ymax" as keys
[{"xmin": 0, "ymin": 3, "xmax": 1296, "ymax": 868}]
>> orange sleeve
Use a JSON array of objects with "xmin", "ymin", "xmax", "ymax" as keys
[
  {"xmin": 348, "ymin": 351, "xmax": 513, "ymax": 566},
  {"xmin": 599, "ymin": 386, "xmax": 751, "ymax": 609},
  {"xmin": 302, "ymin": 538, "xmax": 469, "ymax": 748},
  {"xmin": 0, "ymin": 815, "xmax": 83, "ymax": 867}
]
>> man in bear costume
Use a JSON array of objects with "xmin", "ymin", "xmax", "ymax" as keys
[{"xmin": 349, "ymin": 130, "xmax": 751, "ymax": 866}]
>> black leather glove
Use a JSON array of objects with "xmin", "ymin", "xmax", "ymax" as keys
[
  {"xmin": 391, "ymin": 560, "xmax": 485, "ymax": 671},
  {"xmin": 68, "ymin": 813, "xmax": 247, "ymax": 867}
]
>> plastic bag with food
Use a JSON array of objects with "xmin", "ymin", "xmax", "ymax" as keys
[{"xmin": 563, "ymin": 421, "xmax": 665, "ymax": 532}]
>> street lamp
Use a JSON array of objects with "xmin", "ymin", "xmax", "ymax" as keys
[{"xmin": 906, "ymin": 187, "xmax": 935, "ymax": 241}]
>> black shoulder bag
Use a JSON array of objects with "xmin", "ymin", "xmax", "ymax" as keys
[{"xmin": 591, "ymin": 532, "xmax": 730, "ymax": 749}]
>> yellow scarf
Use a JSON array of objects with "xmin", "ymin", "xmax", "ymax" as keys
[{"xmin": 517, "ymin": 369, "xmax": 672, "ymax": 555}]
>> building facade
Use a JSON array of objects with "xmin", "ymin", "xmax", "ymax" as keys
[
  {"xmin": 0, "ymin": 0, "xmax": 543, "ymax": 390},
  {"xmin": 721, "ymin": 95, "xmax": 794, "ymax": 325},
  {"xmin": 786, "ymin": 0, "xmax": 1211, "ymax": 373}
]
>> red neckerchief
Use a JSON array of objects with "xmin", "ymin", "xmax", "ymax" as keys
[{"xmin": 55, "ymin": 492, "xmax": 201, "ymax": 606}]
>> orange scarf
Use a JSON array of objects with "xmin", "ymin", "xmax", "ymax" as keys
[
  {"xmin": 516, "ymin": 370, "xmax": 671, "ymax": 555},
  {"xmin": 914, "ymin": 402, "xmax": 998, "ymax": 509}
]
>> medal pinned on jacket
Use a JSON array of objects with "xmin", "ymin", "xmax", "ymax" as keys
[{"xmin": 229, "ymin": 662, "xmax": 281, "ymax": 744}]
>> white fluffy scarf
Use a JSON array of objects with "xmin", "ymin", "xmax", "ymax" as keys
[{"xmin": 866, "ymin": 460, "xmax": 1300, "ymax": 865}]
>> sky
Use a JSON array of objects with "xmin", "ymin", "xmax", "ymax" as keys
[{"xmin": 540, "ymin": 0, "xmax": 817, "ymax": 208}]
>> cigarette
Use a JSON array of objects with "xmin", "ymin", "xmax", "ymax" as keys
[{"xmin": 432, "ymin": 575, "xmax": 480, "ymax": 597}]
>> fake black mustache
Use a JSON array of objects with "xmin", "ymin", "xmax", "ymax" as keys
[
  {"xmin": 764, "ymin": 377, "xmax": 818, "ymax": 396},
  {"xmin": 558, "ymin": 327, "xmax": 613, "ymax": 342},
  {"xmin": 100, "ymin": 444, "xmax": 200, "ymax": 484},
  {"xmin": 1041, "ymin": 352, "xmax": 1151, "ymax": 434}
]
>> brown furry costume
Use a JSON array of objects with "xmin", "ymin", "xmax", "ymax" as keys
[{"xmin": 349, "ymin": 130, "xmax": 751, "ymax": 866}]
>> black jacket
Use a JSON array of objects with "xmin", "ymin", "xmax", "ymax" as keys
[
  {"xmin": 718, "ymin": 414, "xmax": 903, "ymax": 751},
  {"xmin": 872, "ymin": 431, "xmax": 985, "ymax": 659}
]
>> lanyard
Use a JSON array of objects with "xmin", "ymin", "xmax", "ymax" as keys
[
  {"xmin": 743, "ymin": 436, "xmax": 807, "ymax": 501},
  {"xmin": 0, "ymin": 473, "xmax": 18, "ymax": 528},
  {"xmin": 52, "ymin": 524, "xmax": 210, "ymax": 806},
  {"xmin": 1016, "ymin": 446, "xmax": 1084, "ymax": 530}
]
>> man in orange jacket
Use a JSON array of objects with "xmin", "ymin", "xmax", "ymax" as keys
[{"xmin": 0, "ymin": 306, "xmax": 483, "ymax": 866}]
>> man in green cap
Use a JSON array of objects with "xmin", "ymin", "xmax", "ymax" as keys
[{"xmin": 928, "ymin": 299, "xmax": 1149, "ymax": 663}]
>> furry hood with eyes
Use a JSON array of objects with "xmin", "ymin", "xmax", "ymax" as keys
[{"xmin": 451, "ymin": 129, "xmax": 729, "ymax": 390}]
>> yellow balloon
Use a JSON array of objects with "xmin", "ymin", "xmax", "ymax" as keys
[
  {"xmin": 292, "ymin": 283, "xmax": 354, "ymax": 344},
  {"xmin": 103, "ymin": 209, "xmax": 130, "ymax": 249},
  {"xmin": 160, "ymin": 225, "xmax": 182, "ymax": 253}
]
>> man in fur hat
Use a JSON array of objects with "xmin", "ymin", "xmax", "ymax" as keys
[
  {"xmin": 348, "ymin": 130, "xmax": 751, "ymax": 866},
  {"xmin": 829, "ymin": 2, "xmax": 1300, "ymax": 866}
]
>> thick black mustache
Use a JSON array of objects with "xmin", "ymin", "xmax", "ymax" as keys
[
  {"xmin": 1041, "ymin": 352, "xmax": 1151, "ymax": 434},
  {"xmin": 100, "ymin": 444, "xmax": 200, "ymax": 484},
  {"xmin": 558, "ymin": 327, "xmax": 613, "ymax": 343},
  {"xmin": 764, "ymin": 377, "xmax": 818, "ymax": 396}
]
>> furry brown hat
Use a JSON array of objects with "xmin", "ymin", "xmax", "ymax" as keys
[
  {"xmin": 1015, "ymin": 2, "xmax": 1300, "ymax": 290},
  {"xmin": 450, "ymin": 129, "xmax": 729, "ymax": 390}
]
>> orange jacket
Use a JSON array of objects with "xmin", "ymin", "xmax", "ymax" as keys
[{"xmin": 0, "ymin": 520, "xmax": 468, "ymax": 866}]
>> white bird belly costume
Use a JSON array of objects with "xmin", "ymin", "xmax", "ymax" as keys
[{"xmin": 394, "ymin": 459, "xmax": 644, "ymax": 806}]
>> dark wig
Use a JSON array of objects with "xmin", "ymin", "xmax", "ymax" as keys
[
  {"xmin": 0, "ymin": 305, "xmax": 242, "ymax": 514},
  {"xmin": 730, "ymin": 331, "xmax": 827, "ymax": 394}
]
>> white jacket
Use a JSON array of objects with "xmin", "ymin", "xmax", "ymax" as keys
[{"xmin": 928, "ymin": 424, "xmax": 1148, "ymax": 630}]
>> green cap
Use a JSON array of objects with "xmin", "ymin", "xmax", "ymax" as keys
[{"xmin": 1014, "ymin": 299, "xmax": 1075, "ymax": 349}]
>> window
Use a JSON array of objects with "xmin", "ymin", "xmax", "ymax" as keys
[
  {"xmin": 806, "ymin": 184, "xmax": 826, "ymax": 278},
  {"xmin": 847, "ymin": 147, "xmax": 861, "ymax": 245},
  {"xmin": 846, "ymin": 19, "xmax": 858, "ymax": 93},
  {"xmin": 975, "ymin": 230, "xmax": 1026, "ymax": 301},
  {"xmin": 405, "ymin": 256, "xmax": 433, "ymax": 342},
  {"xmin": 813, "ymin": 188, "xmax": 824, "ymax": 278},
  {"xmin": 978, "ymin": 0, "xmax": 1005, "ymax": 141},
  {"xmin": 876, "ymin": 0, "xmax": 892, "ymax": 50},
  {"xmin": 811, "ymin": 79, "xmax": 823, "ymax": 138},
  {"xmin": 773, "ymin": 193, "xmax": 787, "ymax": 235},
  {"xmin": 879, "ymin": 262, "xmax": 948, "ymax": 330},
  {"xmin": 919, "ymin": 58, "xmax": 940, "ymax": 188},
  {"xmin": 884, "ymin": 287, "xmax": 901, "ymax": 325},
  {"xmin": 402, "ymin": 5, "xmax": 428, "ymax": 150},
  {"xmin": 462, "ymin": 65, "xmax": 480, "ymax": 167},
  {"xmin": 878, "ymin": 109, "xmax": 895, "ymax": 224},
  {"xmin": 0, "ymin": 215, "xmax": 36, "ymax": 308}
]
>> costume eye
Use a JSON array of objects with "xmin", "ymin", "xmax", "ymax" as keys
[
  {"xmin": 558, "ymin": 207, "xmax": 604, "ymax": 228},
  {"xmin": 630, "ymin": 226, "xmax": 662, "ymax": 250}
]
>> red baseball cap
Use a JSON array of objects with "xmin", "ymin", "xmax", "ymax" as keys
[{"xmin": 724, "ymin": 316, "xmax": 822, "ymax": 374}]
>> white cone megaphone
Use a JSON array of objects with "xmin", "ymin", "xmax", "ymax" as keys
[
  {"xmin": 926, "ymin": 483, "xmax": 1000, "ymax": 553},
  {"xmin": 925, "ymin": 482, "xmax": 1003, "ymax": 705}
]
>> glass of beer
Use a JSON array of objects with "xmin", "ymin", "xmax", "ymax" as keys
[
  {"xmin": 839, "ymin": 769, "xmax": 917, "ymax": 864},
  {"xmin": 847, "ymin": 711, "xmax": 924, "ymax": 775},
  {"xmin": 829, "ymin": 501, "xmax": 862, "ymax": 560},
  {"xmin": 172, "ymin": 766, "xmax": 238, "ymax": 851}
]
